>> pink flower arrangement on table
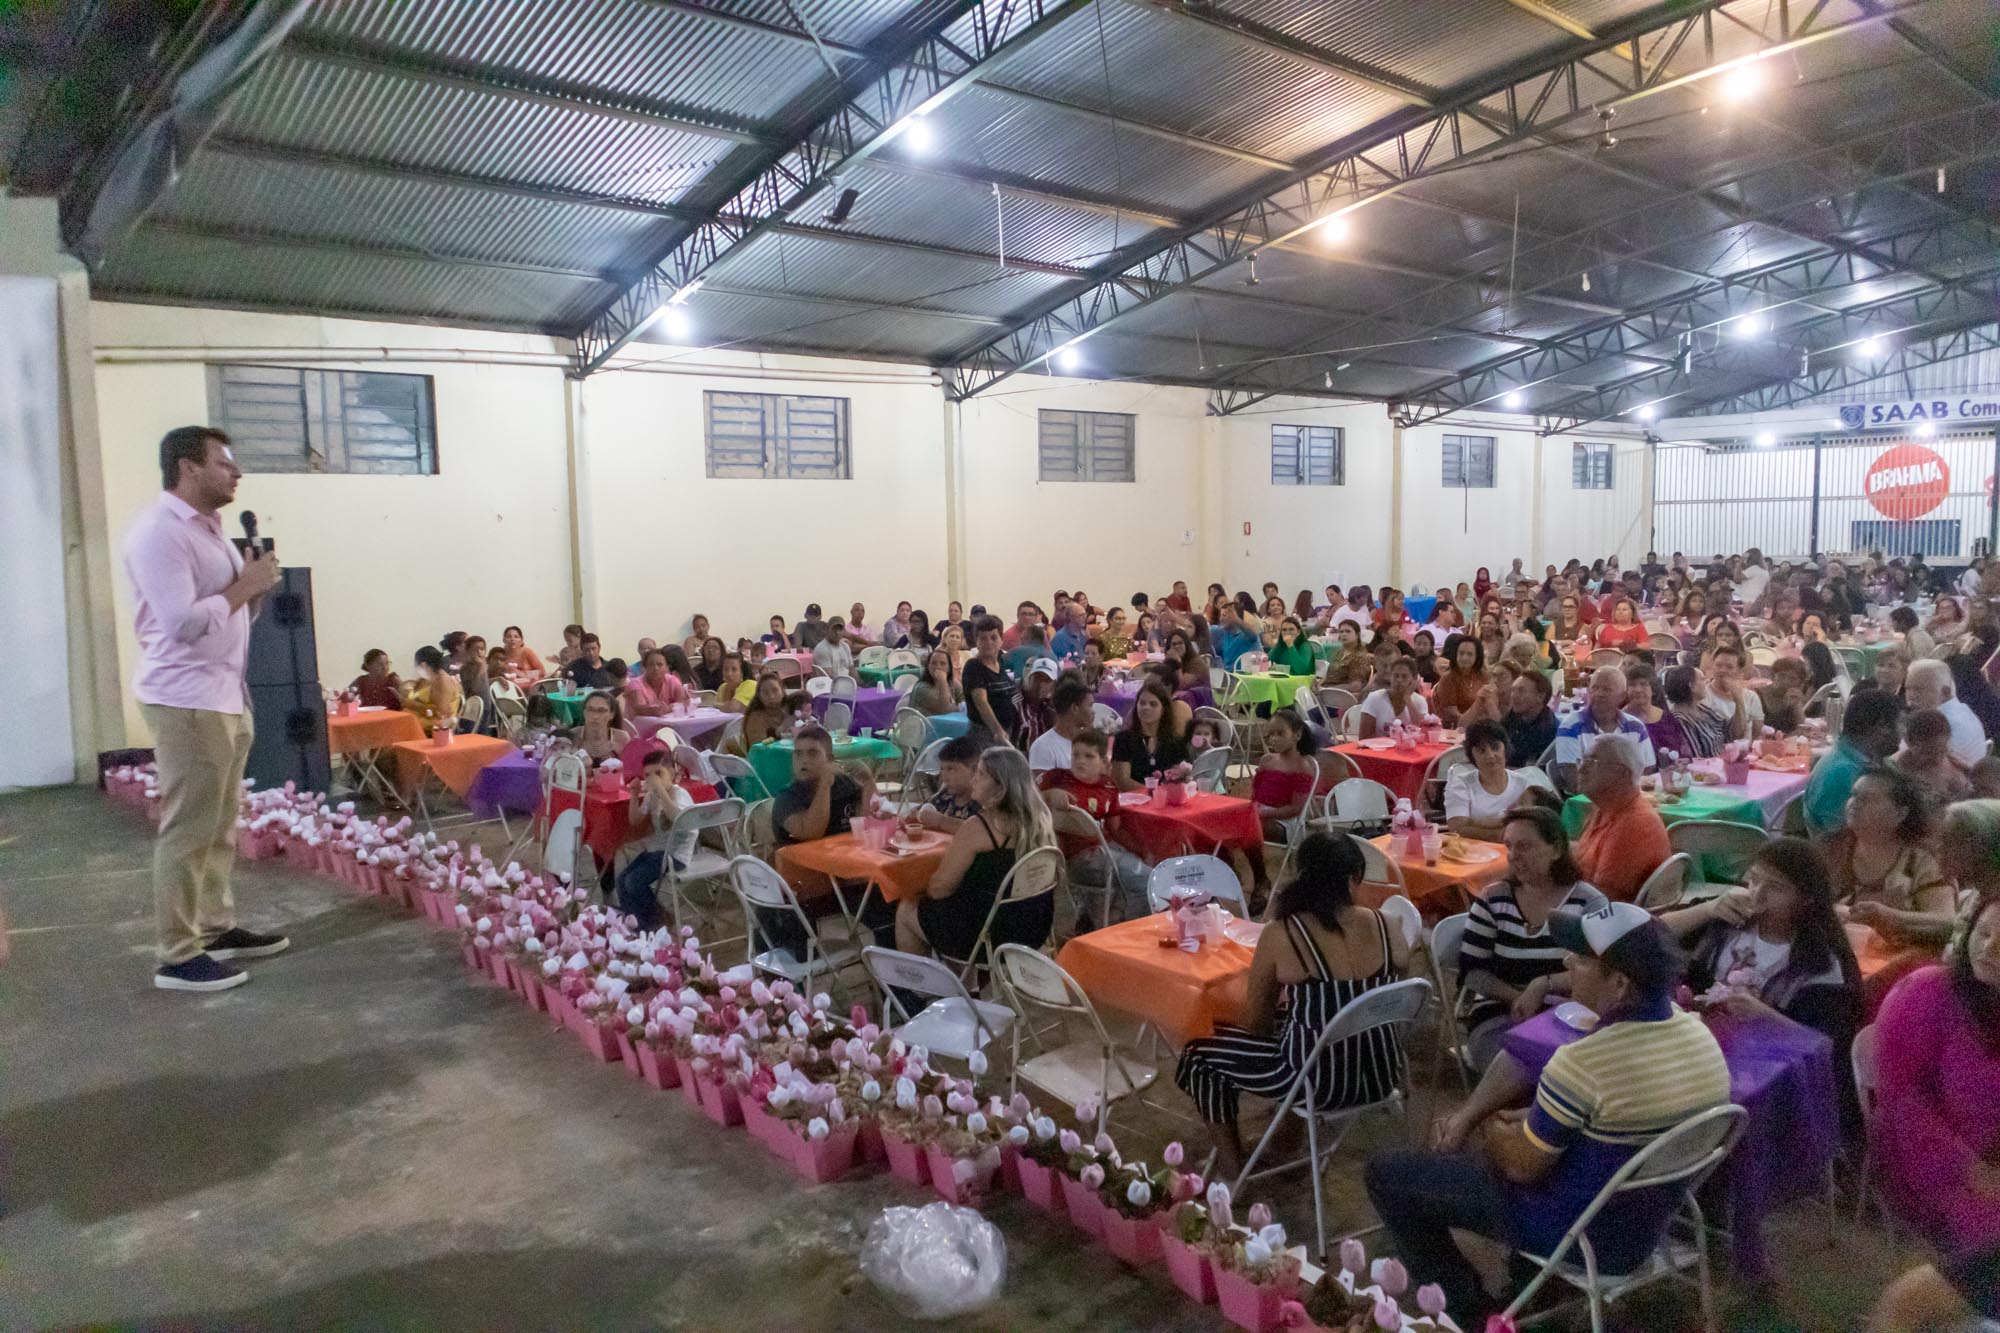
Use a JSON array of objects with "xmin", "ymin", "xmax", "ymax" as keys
[
  {"xmin": 1278, "ymin": 1236, "xmax": 1464, "ymax": 1332},
  {"xmin": 104, "ymin": 774, "xmax": 1477, "ymax": 1333}
]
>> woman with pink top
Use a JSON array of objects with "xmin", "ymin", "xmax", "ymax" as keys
[{"xmin": 1868, "ymin": 894, "xmax": 2000, "ymax": 1331}]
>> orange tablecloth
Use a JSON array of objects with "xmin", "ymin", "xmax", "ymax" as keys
[
  {"xmin": 1332, "ymin": 739, "xmax": 1456, "ymax": 802},
  {"xmin": 776, "ymin": 830, "xmax": 951, "ymax": 904},
  {"xmin": 1057, "ymin": 913, "xmax": 1255, "ymax": 1044},
  {"xmin": 1119, "ymin": 791, "xmax": 1263, "ymax": 859},
  {"xmin": 1362, "ymin": 835, "xmax": 1509, "ymax": 919},
  {"xmin": 392, "ymin": 735, "xmax": 517, "ymax": 797},
  {"xmin": 327, "ymin": 709, "xmax": 423, "ymax": 755}
]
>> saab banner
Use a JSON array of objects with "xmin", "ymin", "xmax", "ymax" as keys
[{"xmin": 1836, "ymin": 396, "xmax": 2000, "ymax": 430}]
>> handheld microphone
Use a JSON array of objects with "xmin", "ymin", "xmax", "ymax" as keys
[{"xmin": 238, "ymin": 510, "xmax": 271, "ymax": 556}]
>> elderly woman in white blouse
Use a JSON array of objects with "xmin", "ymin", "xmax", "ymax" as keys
[{"xmin": 1444, "ymin": 719, "xmax": 1543, "ymax": 840}]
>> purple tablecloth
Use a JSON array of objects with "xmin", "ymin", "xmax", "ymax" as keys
[
  {"xmin": 812, "ymin": 687, "xmax": 900, "ymax": 734},
  {"xmin": 1096, "ymin": 681, "xmax": 1142, "ymax": 718},
  {"xmin": 1503, "ymin": 1007, "xmax": 1838, "ymax": 1280},
  {"xmin": 641, "ymin": 707, "xmax": 734, "ymax": 750},
  {"xmin": 466, "ymin": 751, "xmax": 541, "ymax": 819}
]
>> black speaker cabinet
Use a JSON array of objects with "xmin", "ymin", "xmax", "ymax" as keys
[
  {"xmin": 246, "ymin": 567, "xmax": 320, "ymax": 687},
  {"xmin": 245, "ymin": 681, "xmax": 332, "ymax": 794}
]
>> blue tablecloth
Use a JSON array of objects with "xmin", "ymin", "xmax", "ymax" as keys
[
  {"xmin": 1404, "ymin": 594, "xmax": 1439, "ymax": 625},
  {"xmin": 924, "ymin": 711, "xmax": 971, "ymax": 741}
]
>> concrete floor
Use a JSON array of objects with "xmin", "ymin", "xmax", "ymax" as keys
[{"xmin": 0, "ymin": 785, "xmax": 1909, "ymax": 1331}]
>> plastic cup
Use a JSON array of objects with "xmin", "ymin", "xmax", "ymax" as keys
[{"xmin": 1421, "ymin": 832, "xmax": 1443, "ymax": 866}]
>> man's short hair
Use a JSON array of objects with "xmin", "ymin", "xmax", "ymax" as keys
[
  {"xmin": 938, "ymin": 735, "xmax": 982, "ymax": 765},
  {"xmin": 1769, "ymin": 657, "xmax": 1810, "ymax": 687},
  {"xmin": 1581, "ymin": 732, "xmax": 1644, "ymax": 778},
  {"xmin": 974, "ymin": 614, "xmax": 1005, "ymax": 637},
  {"xmin": 1051, "ymin": 679, "xmax": 1094, "ymax": 715},
  {"xmin": 1907, "ymin": 658, "xmax": 1953, "ymax": 697},
  {"xmin": 1905, "ymin": 708, "xmax": 1952, "ymax": 744},
  {"xmin": 160, "ymin": 425, "xmax": 228, "ymax": 490},
  {"xmin": 1844, "ymin": 689, "xmax": 1902, "ymax": 738},
  {"xmin": 1709, "ymin": 644, "xmax": 1743, "ymax": 667},
  {"xmin": 1072, "ymin": 727, "xmax": 1108, "ymax": 757},
  {"xmin": 793, "ymin": 724, "xmax": 834, "ymax": 756},
  {"xmin": 1589, "ymin": 664, "xmax": 1625, "ymax": 692}
]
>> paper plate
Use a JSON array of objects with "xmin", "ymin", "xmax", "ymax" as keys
[
  {"xmin": 1118, "ymin": 791, "xmax": 1152, "ymax": 808},
  {"xmin": 1441, "ymin": 842, "xmax": 1500, "ymax": 864},
  {"xmin": 1357, "ymin": 738, "xmax": 1397, "ymax": 750},
  {"xmin": 1553, "ymin": 1001, "xmax": 1599, "ymax": 1031},
  {"xmin": 356, "ymin": 705, "xmax": 387, "ymax": 713}
]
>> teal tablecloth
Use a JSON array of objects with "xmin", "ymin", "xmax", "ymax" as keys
[{"xmin": 746, "ymin": 735, "xmax": 900, "ymax": 797}]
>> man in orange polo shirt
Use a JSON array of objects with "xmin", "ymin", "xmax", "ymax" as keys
[{"xmin": 1571, "ymin": 734, "xmax": 1670, "ymax": 903}]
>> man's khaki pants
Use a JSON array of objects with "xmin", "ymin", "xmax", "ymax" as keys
[{"xmin": 142, "ymin": 704, "xmax": 254, "ymax": 965}]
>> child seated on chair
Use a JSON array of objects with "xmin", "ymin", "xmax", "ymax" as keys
[
  {"xmin": 1190, "ymin": 715, "xmax": 1228, "ymax": 755},
  {"xmin": 614, "ymin": 750, "xmax": 699, "ymax": 930},
  {"xmin": 1038, "ymin": 729, "xmax": 1148, "ymax": 927},
  {"xmin": 917, "ymin": 736, "xmax": 984, "ymax": 832}
]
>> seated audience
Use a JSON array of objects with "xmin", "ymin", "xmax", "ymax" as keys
[
  {"xmin": 349, "ymin": 649, "xmax": 403, "ymax": 709},
  {"xmin": 625, "ymin": 649, "xmax": 693, "ymax": 719},
  {"xmin": 1890, "ymin": 604, "xmax": 1935, "ymax": 659},
  {"xmin": 499, "ymin": 625, "xmax": 544, "ymax": 681},
  {"xmin": 737, "ymin": 672, "xmax": 795, "ymax": 752},
  {"xmin": 1027, "ymin": 678, "xmax": 1094, "ymax": 775},
  {"xmin": 895, "ymin": 746, "xmax": 1056, "ymax": 961},
  {"xmin": 611, "ymin": 749, "xmax": 702, "ymax": 930},
  {"xmin": 715, "ymin": 653, "xmax": 756, "ymax": 709},
  {"xmin": 562, "ymin": 634, "xmax": 609, "ymax": 690},
  {"xmin": 1826, "ymin": 766, "xmax": 1956, "ymax": 945},
  {"xmin": 1176, "ymin": 833, "xmax": 1411, "ymax": 1176},
  {"xmin": 1759, "ymin": 656, "xmax": 1813, "ymax": 734},
  {"xmin": 1906, "ymin": 658, "xmax": 1988, "ymax": 768},
  {"xmin": 842, "ymin": 602, "xmax": 875, "ymax": 649},
  {"xmin": 761, "ymin": 615, "xmax": 793, "ymax": 652},
  {"xmin": 1663, "ymin": 839, "xmax": 1861, "ymax": 1052},
  {"xmin": 1620, "ymin": 661, "xmax": 1685, "ymax": 759},
  {"xmin": 1112, "ymin": 677, "xmax": 1192, "ymax": 790},
  {"xmin": 1039, "ymin": 728, "xmax": 1147, "ymax": 924},
  {"xmin": 1322, "ymin": 619, "xmax": 1372, "ymax": 691},
  {"xmin": 554, "ymin": 623, "xmax": 585, "ymax": 669},
  {"xmin": 457, "ymin": 641, "xmax": 494, "ymax": 732},
  {"xmin": 1708, "ymin": 645, "xmax": 1764, "ymax": 731},
  {"xmin": 792, "ymin": 603, "xmax": 829, "ymax": 650},
  {"xmin": 1356, "ymin": 657, "xmax": 1430, "ymax": 739},
  {"xmin": 1251, "ymin": 711, "xmax": 1321, "ymax": 845},
  {"xmin": 1660, "ymin": 663, "xmax": 1743, "ymax": 759},
  {"xmin": 1572, "ymin": 734, "xmax": 1670, "ymax": 903},
  {"xmin": 568, "ymin": 691, "xmax": 633, "ymax": 763},
  {"xmin": 1490, "ymin": 670, "xmax": 1556, "ymax": 769},
  {"xmin": 1099, "ymin": 606, "xmax": 1135, "ymax": 661},
  {"xmin": 917, "ymin": 735, "xmax": 984, "ymax": 832},
  {"xmin": 908, "ymin": 648, "xmax": 962, "ymax": 717},
  {"xmin": 1802, "ymin": 688, "xmax": 1903, "ymax": 836},
  {"xmin": 1429, "ymin": 633, "xmax": 1486, "ymax": 726},
  {"xmin": 402, "ymin": 645, "xmax": 462, "ymax": 734},
  {"xmin": 692, "ymin": 636, "xmax": 728, "ymax": 692},
  {"xmin": 1594, "ymin": 596, "xmax": 1649, "ymax": 651},
  {"xmin": 811, "ymin": 618, "xmax": 854, "ymax": 677},
  {"xmin": 1445, "ymin": 720, "xmax": 1541, "ymax": 839},
  {"xmin": 1554, "ymin": 665, "xmax": 1655, "ymax": 790},
  {"xmin": 1453, "ymin": 807, "xmax": 1607, "ymax": 1071},
  {"xmin": 1893, "ymin": 708, "xmax": 1974, "ymax": 807},
  {"xmin": 680, "ymin": 614, "xmax": 712, "ymax": 662},
  {"xmin": 880, "ymin": 601, "xmax": 916, "ymax": 648},
  {"xmin": 1018, "ymin": 661, "xmax": 1057, "ymax": 745},
  {"xmin": 1266, "ymin": 616, "xmax": 1315, "ymax": 677},
  {"xmin": 1866, "ymin": 895, "xmax": 2000, "ymax": 1333},
  {"xmin": 1373, "ymin": 902, "xmax": 1727, "ymax": 1324},
  {"xmin": 773, "ymin": 726, "xmax": 871, "ymax": 848}
]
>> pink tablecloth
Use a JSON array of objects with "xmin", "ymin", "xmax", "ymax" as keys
[
  {"xmin": 640, "ymin": 707, "xmax": 735, "ymax": 750},
  {"xmin": 1689, "ymin": 757, "xmax": 1809, "ymax": 825}
]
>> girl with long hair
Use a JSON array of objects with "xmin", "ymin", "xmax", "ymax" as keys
[{"xmin": 1112, "ymin": 676, "xmax": 1192, "ymax": 789}]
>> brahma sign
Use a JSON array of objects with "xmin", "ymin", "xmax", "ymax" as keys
[{"xmin": 1865, "ymin": 443, "xmax": 1951, "ymax": 521}]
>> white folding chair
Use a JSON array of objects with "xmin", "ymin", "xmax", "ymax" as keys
[
  {"xmin": 1501, "ymin": 1104, "xmax": 1749, "ymax": 1333},
  {"xmin": 740, "ymin": 796, "xmax": 775, "ymax": 859},
  {"xmin": 1418, "ymin": 744, "xmax": 1468, "ymax": 814},
  {"xmin": 1635, "ymin": 852, "xmax": 1695, "ymax": 911},
  {"xmin": 1667, "ymin": 819, "xmax": 1769, "ymax": 893},
  {"xmin": 488, "ymin": 678, "xmax": 527, "ymax": 740},
  {"xmin": 1190, "ymin": 746, "xmax": 1231, "ymax": 793},
  {"xmin": 1850, "ymin": 1023, "xmax": 1891, "ymax": 1227},
  {"xmin": 1425, "ymin": 912, "xmax": 1474, "ymax": 1093},
  {"xmin": 1144, "ymin": 853, "xmax": 1247, "ymax": 914},
  {"xmin": 862, "ymin": 944, "xmax": 1014, "ymax": 1063},
  {"xmin": 994, "ymin": 943, "xmax": 1158, "ymax": 1136},
  {"xmin": 1294, "ymin": 690, "xmax": 1333, "ymax": 735},
  {"xmin": 805, "ymin": 676, "xmax": 834, "ymax": 698},
  {"xmin": 1339, "ymin": 706, "xmax": 1368, "ymax": 741},
  {"xmin": 766, "ymin": 656, "xmax": 804, "ymax": 684},
  {"xmin": 650, "ymin": 798, "xmax": 745, "ymax": 937},
  {"xmin": 822, "ymin": 700, "xmax": 854, "ymax": 737},
  {"xmin": 541, "ymin": 807, "xmax": 585, "ymax": 885},
  {"xmin": 1052, "ymin": 804, "xmax": 1121, "ymax": 934},
  {"xmin": 727, "ymin": 854, "xmax": 865, "ymax": 993},
  {"xmin": 891, "ymin": 706, "xmax": 932, "ymax": 757},
  {"xmin": 1350, "ymin": 832, "xmax": 1406, "ymax": 892},
  {"xmin": 894, "ymin": 672, "xmax": 919, "ymax": 696},
  {"xmin": 1587, "ymin": 648, "xmax": 1626, "ymax": 670},
  {"xmin": 672, "ymin": 743, "xmax": 717, "ymax": 787},
  {"xmin": 707, "ymin": 750, "xmax": 768, "ymax": 801},
  {"xmin": 456, "ymin": 694, "xmax": 485, "ymax": 733},
  {"xmin": 886, "ymin": 648, "xmax": 921, "ymax": 672},
  {"xmin": 719, "ymin": 716, "xmax": 743, "ymax": 751},
  {"xmin": 1318, "ymin": 687, "xmax": 1359, "ymax": 715},
  {"xmin": 935, "ymin": 846, "xmax": 1065, "ymax": 983},
  {"xmin": 896, "ymin": 737, "xmax": 950, "ymax": 818},
  {"xmin": 830, "ymin": 673, "xmax": 860, "ymax": 703},
  {"xmin": 1321, "ymin": 777, "xmax": 1396, "ymax": 832},
  {"xmin": 856, "ymin": 646, "xmax": 890, "ymax": 674},
  {"xmin": 1092, "ymin": 701, "xmax": 1125, "ymax": 734},
  {"xmin": 1376, "ymin": 893, "xmax": 1422, "ymax": 951},
  {"xmin": 1232, "ymin": 978, "xmax": 1434, "ymax": 1257}
]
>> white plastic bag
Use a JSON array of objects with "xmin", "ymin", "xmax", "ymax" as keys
[{"xmin": 859, "ymin": 1201, "xmax": 1006, "ymax": 1320}]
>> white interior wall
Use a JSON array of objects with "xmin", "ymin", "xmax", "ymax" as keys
[
  {"xmin": 92, "ymin": 303, "xmax": 576, "ymax": 743},
  {"xmin": 81, "ymin": 299, "xmax": 1653, "ymax": 756}
]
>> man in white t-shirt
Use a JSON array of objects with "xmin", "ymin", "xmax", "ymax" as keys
[
  {"xmin": 1708, "ymin": 645, "xmax": 1764, "ymax": 731},
  {"xmin": 1028, "ymin": 678, "xmax": 1095, "ymax": 774},
  {"xmin": 1906, "ymin": 659, "xmax": 1988, "ymax": 767},
  {"xmin": 1735, "ymin": 549, "xmax": 1770, "ymax": 606}
]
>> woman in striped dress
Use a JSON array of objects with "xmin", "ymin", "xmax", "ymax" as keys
[
  {"xmin": 1455, "ymin": 806, "xmax": 1607, "ymax": 1072},
  {"xmin": 1175, "ymin": 833, "xmax": 1411, "ymax": 1177}
]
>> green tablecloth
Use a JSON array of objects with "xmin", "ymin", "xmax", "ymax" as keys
[
  {"xmin": 746, "ymin": 735, "xmax": 900, "ymax": 798},
  {"xmin": 546, "ymin": 691, "xmax": 589, "ymax": 726},
  {"xmin": 1232, "ymin": 672, "xmax": 1317, "ymax": 710},
  {"xmin": 857, "ymin": 662, "xmax": 920, "ymax": 686},
  {"xmin": 1831, "ymin": 639, "xmax": 1891, "ymax": 676}
]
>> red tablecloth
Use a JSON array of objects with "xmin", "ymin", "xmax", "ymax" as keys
[
  {"xmin": 1119, "ymin": 791, "xmax": 1262, "ymax": 859},
  {"xmin": 1331, "ymin": 739, "xmax": 1456, "ymax": 802},
  {"xmin": 548, "ymin": 778, "xmax": 718, "ymax": 864}
]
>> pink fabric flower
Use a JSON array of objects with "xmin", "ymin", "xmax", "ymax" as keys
[
  {"xmin": 1416, "ymin": 1284, "xmax": 1447, "ymax": 1317},
  {"xmin": 1372, "ymin": 1297, "xmax": 1401, "ymax": 1330},
  {"xmin": 1163, "ymin": 1140, "xmax": 1184, "ymax": 1167},
  {"xmin": 1371, "ymin": 1257, "xmax": 1408, "ymax": 1297},
  {"xmin": 1339, "ymin": 1237, "xmax": 1367, "ymax": 1275}
]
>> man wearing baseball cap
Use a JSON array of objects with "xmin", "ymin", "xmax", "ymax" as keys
[{"xmin": 1365, "ymin": 902, "xmax": 1731, "ymax": 1321}]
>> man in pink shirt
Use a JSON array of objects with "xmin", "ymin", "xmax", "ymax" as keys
[{"xmin": 122, "ymin": 427, "xmax": 288, "ymax": 993}]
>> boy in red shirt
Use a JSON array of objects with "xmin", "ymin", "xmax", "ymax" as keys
[{"xmin": 1038, "ymin": 728, "xmax": 1149, "ymax": 927}]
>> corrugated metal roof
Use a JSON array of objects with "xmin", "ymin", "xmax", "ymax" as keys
[
  {"xmin": 98, "ymin": 225, "xmax": 612, "ymax": 331},
  {"xmin": 1224, "ymin": 0, "xmax": 1568, "ymax": 93},
  {"xmin": 225, "ymin": 52, "xmax": 748, "ymax": 210},
  {"xmin": 154, "ymin": 151, "xmax": 670, "ymax": 276},
  {"xmin": 707, "ymin": 229, "xmax": 1077, "ymax": 320}
]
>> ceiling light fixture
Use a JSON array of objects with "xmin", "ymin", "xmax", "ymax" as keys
[
  {"xmin": 1053, "ymin": 345, "xmax": 1080, "ymax": 373},
  {"xmin": 1755, "ymin": 431, "xmax": 1776, "ymax": 447},
  {"xmin": 1580, "ymin": 271, "xmax": 1592, "ymax": 293},
  {"xmin": 890, "ymin": 114, "xmax": 935, "ymax": 154},
  {"xmin": 1636, "ymin": 403, "xmax": 1657, "ymax": 422},
  {"xmin": 1731, "ymin": 313, "xmax": 1767, "ymax": 338},
  {"xmin": 1319, "ymin": 214, "xmax": 1350, "ymax": 243},
  {"xmin": 1323, "ymin": 371, "xmax": 1333, "ymax": 389},
  {"xmin": 1335, "ymin": 361, "xmax": 1351, "ymax": 372},
  {"xmin": 1914, "ymin": 420, "xmax": 1936, "ymax": 437},
  {"xmin": 1857, "ymin": 336, "xmax": 1885, "ymax": 358},
  {"xmin": 1502, "ymin": 390, "xmax": 1525, "ymax": 409},
  {"xmin": 1937, "ymin": 166, "xmax": 1947, "ymax": 193},
  {"xmin": 1719, "ymin": 59, "xmax": 1765, "ymax": 102},
  {"xmin": 658, "ymin": 306, "xmax": 692, "ymax": 339}
]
